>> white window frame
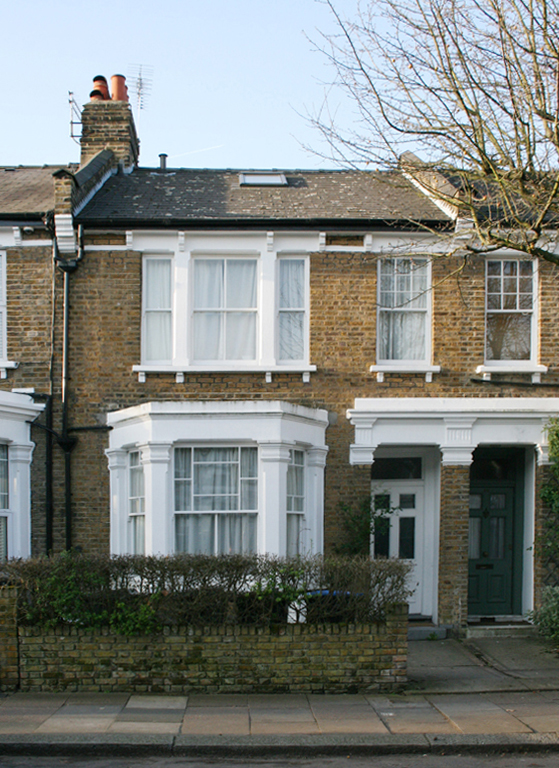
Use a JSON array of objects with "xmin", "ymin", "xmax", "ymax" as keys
[
  {"xmin": 134, "ymin": 233, "xmax": 316, "ymax": 379},
  {"xmin": 276, "ymin": 256, "xmax": 309, "ymax": 365},
  {"xmin": 477, "ymin": 258, "xmax": 545, "ymax": 379},
  {"xmin": 0, "ymin": 250, "xmax": 17, "ymax": 377},
  {"xmin": 191, "ymin": 256, "xmax": 259, "ymax": 364},
  {"xmin": 174, "ymin": 444, "xmax": 258, "ymax": 555},
  {"xmin": 286, "ymin": 448, "xmax": 306, "ymax": 556},
  {"xmin": 128, "ymin": 450, "xmax": 145, "ymax": 555},
  {"xmin": 370, "ymin": 256, "xmax": 440, "ymax": 382},
  {"xmin": 141, "ymin": 255, "xmax": 173, "ymax": 365}
]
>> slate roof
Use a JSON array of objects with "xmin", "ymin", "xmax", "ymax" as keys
[
  {"xmin": 77, "ymin": 167, "xmax": 450, "ymax": 228},
  {"xmin": 0, "ymin": 166, "xmax": 72, "ymax": 221}
]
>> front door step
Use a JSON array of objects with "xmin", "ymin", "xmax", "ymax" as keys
[
  {"xmin": 466, "ymin": 620, "xmax": 537, "ymax": 638},
  {"xmin": 408, "ymin": 622, "xmax": 449, "ymax": 640}
]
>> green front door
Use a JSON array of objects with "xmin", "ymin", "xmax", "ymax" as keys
[{"xmin": 468, "ymin": 486, "xmax": 515, "ymax": 615}]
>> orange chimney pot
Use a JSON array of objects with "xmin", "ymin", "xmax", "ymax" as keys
[
  {"xmin": 111, "ymin": 74, "xmax": 128, "ymax": 102},
  {"xmin": 93, "ymin": 75, "xmax": 110, "ymax": 100}
]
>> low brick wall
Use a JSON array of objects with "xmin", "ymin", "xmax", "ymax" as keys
[
  {"xmin": 17, "ymin": 605, "xmax": 408, "ymax": 694},
  {"xmin": 0, "ymin": 586, "xmax": 19, "ymax": 691}
]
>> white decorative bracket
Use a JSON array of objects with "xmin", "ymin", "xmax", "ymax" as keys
[
  {"xmin": 138, "ymin": 371, "xmax": 146, "ymax": 383},
  {"xmin": 364, "ymin": 234, "xmax": 373, "ymax": 251},
  {"xmin": 319, "ymin": 232, "xmax": 326, "ymax": 251},
  {"xmin": 302, "ymin": 371, "xmax": 311, "ymax": 383},
  {"xmin": 178, "ymin": 232, "xmax": 185, "ymax": 252},
  {"xmin": 175, "ymin": 372, "xmax": 184, "ymax": 384},
  {"xmin": 126, "ymin": 231, "xmax": 134, "ymax": 249},
  {"xmin": 54, "ymin": 214, "xmax": 77, "ymax": 254},
  {"xmin": 267, "ymin": 232, "xmax": 274, "ymax": 252},
  {"xmin": 265, "ymin": 372, "xmax": 272, "ymax": 383},
  {"xmin": 12, "ymin": 227, "xmax": 22, "ymax": 247}
]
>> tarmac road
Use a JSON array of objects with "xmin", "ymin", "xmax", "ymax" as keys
[{"xmin": 2, "ymin": 754, "xmax": 559, "ymax": 768}]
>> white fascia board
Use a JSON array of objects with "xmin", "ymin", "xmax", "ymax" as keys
[
  {"xmin": 0, "ymin": 391, "xmax": 44, "ymax": 422},
  {"xmin": 350, "ymin": 397, "xmax": 559, "ymax": 417}
]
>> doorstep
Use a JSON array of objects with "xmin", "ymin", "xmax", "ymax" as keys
[{"xmin": 466, "ymin": 616, "xmax": 538, "ymax": 638}]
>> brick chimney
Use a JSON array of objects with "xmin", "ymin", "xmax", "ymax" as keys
[{"xmin": 80, "ymin": 75, "xmax": 140, "ymax": 168}]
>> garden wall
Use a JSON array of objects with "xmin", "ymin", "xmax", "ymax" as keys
[{"xmin": 2, "ymin": 592, "xmax": 407, "ymax": 693}]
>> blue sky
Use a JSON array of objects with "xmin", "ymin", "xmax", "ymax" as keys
[{"xmin": 2, "ymin": 0, "xmax": 358, "ymax": 170}]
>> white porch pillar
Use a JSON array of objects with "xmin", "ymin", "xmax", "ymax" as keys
[
  {"xmin": 306, "ymin": 446, "xmax": 328, "ymax": 554},
  {"xmin": 139, "ymin": 442, "xmax": 172, "ymax": 555},
  {"xmin": 259, "ymin": 441, "xmax": 292, "ymax": 555},
  {"xmin": 105, "ymin": 448, "xmax": 128, "ymax": 554},
  {"xmin": 9, "ymin": 443, "xmax": 34, "ymax": 558}
]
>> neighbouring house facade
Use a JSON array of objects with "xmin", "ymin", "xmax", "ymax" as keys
[{"xmin": 0, "ymin": 75, "xmax": 558, "ymax": 631}]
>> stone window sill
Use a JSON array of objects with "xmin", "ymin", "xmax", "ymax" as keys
[
  {"xmin": 475, "ymin": 364, "xmax": 548, "ymax": 383},
  {"xmin": 132, "ymin": 364, "xmax": 317, "ymax": 384}
]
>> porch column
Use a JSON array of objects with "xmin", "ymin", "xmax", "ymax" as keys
[
  {"xmin": 439, "ymin": 438, "xmax": 474, "ymax": 632},
  {"xmin": 105, "ymin": 448, "xmax": 128, "ymax": 554}
]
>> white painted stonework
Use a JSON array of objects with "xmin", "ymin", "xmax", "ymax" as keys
[
  {"xmin": 0, "ymin": 391, "xmax": 44, "ymax": 559},
  {"xmin": 106, "ymin": 400, "xmax": 328, "ymax": 557}
]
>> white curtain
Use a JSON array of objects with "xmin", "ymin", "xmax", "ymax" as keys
[
  {"xmin": 286, "ymin": 514, "xmax": 301, "ymax": 556},
  {"xmin": 0, "ymin": 445, "xmax": 8, "ymax": 510},
  {"xmin": 194, "ymin": 259, "xmax": 257, "ymax": 360},
  {"xmin": 175, "ymin": 514, "xmax": 215, "ymax": 554},
  {"xmin": 217, "ymin": 513, "xmax": 257, "ymax": 554},
  {"xmin": 378, "ymin": 311, "xmax": 426, "ymax": 360},
  {"xmin": 144, "ymin": 259, "xmax": 172, "ymax": 361},
  {"xmin": 279, "ymin": 260, "xmax": 304, "ymax": 361}
]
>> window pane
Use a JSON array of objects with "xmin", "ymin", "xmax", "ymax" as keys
[
  {"xmin": 145, "ymin": 259, "xmax": 171, "ymax": 309},
  {"xmin": 130, "ymin": 515, "xmax": 145, "ymax": 555},
  {"xmin": 398, "ymin": 517, "xmax": 415, "ymax": 559},
  {"xmin": 279, "ymin": 311, "xmax": 304, "ymax": 361},
  {"xmin": 217, "ymin": 513, "xmax": 256, "ymax": 554},
  {"xmin": 0, "ymin": 444, "xmax": 8, "ymax": 510},
  {"xmin": 194, "ymin": 260, "xmax": 223, "ymax": 308},
  {"xmin": 486, "ymin": 313, "xmax": 531, "ymax": 360},
  {"xmin": 371, "ymin": 457, "xmax": 422, "ymax": 480},
  {"xmin": 489, "ymin": 517, "xmax": 505, "ymax": 560},
  {"xmin": 226, "ymin": 260, "xmax": 257, "ymax": 308},
  {"xmin": 374, "ymin": 516, "xmax": 390, "ymax": 558},
  {"xmin": 399, "ymin": 494, "xmax": 415, "ymax": 509},
  {"xmin": 240, "ymin": 447, "xmax": 258, "ymax": 478},
  {"xmin": 145, "ymin": 312, "xmax": 172, "ymax": 361},
  {"xmin": 280, "ymin": 260, "xmax": 304, "ymax": 309},
  {"xmin": 287, "ymin": 513, "xmax": 301, "ymax": 556},
  {"xmin": 241, "ymin": 479, "xmax": 258, "ymax": 510},
  {"xmin": 175, "ymin": 514, "xmax": 214, "ymax": 554},
  {"xmin": 287, "ymin": 450, "xmax": 305, "ymax": 513},
  {"xmin": 469, "ymin": 517, "xmax": 481, "ymax": 559},
  {"xmin": 0, "ymin": 516, "xmax": 6, "ymax": 561},
  {"xmin": 225, "ymin": 312, "xmax": 256, "ymax": 359},
  {"xmin": 378, "ymin": 311, "xmax": 426, "ymax": 360},
  {"xmin": 194, "ymin": 312, "xmax": 222, "ymax": 359}
]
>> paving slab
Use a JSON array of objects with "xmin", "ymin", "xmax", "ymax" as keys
[
  {"xmin": 181, "ymin": 706, "xmax": 250, "ymax": 735},
  {"xmin": 125, "ymin": 695, "xmax": 187, "ymax": 709},
  {"xmin": 108, "ymin": 721, "xmax": 180, "ymax": 734},
  {"xmin": 187, "ymin": 694, "xmax": 248, "ymax": 707},
  {"xmin": 116, "ymin": 709, "xmax": 184, "ymax": 722},
  {"xmin": 35, "ymin": 716, "xmax": 116, "ymax": 734},
  {"xmin": 366, "ymin": 694, "xmax": 460, "ymax": 734},
  {"xmin": 428, "ymin": 693, "xmax": 532, "ymax": 734},
  {"xmin": 308, "ymin": 694, "xmax": 388, "ymax": 734},
  {"xmin": 485, "ymin": 691, "xmax": 559, "ymax": 733},
  {"xmin": 467, "ymin": 638, "xmax": 559, "ymax": 689},
  {"xmin": 0, "ymin": 715, "xmax": 52, "ymax": 734}
]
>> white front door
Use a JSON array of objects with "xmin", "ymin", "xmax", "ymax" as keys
[{"xmin": 372, "ymin": 482, "xmax": 425, "ymax": 616}]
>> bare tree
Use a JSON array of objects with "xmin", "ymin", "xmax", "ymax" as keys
[{"xmin": 311, "ymin": 0, "xmax": 559, "ymax": 264}]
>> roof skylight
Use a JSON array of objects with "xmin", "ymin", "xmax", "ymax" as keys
[{"xmin": 239, "ymin": 172, "xmax": 288, "ymax": 186}]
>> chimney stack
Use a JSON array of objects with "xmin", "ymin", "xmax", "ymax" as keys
[{"xmin": 80, "ymin": 74, "xmax": 139, "ymax": 168}]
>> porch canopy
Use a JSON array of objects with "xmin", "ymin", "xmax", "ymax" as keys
[{"xmin": 347, "ymin": 397, "xmax": 559, "ymax": 466}]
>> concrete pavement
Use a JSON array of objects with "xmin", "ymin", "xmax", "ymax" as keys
[{"xmin": 0, "ymin": 635, "xmax": 558, "ymax": 756}]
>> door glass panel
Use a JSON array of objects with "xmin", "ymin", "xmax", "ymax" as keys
[
  {"xmin": 399, "ymin": 517, "xmax": 415, "ymax": 559},
  {"xmin": 399, "ymin": 493, "xmax": 415, "ymax": 509},
  {"xmin": 490, "ymin": 493, "xmax": 506, "ymax": 510},
  {"xmin": 469, "ymin": 517, "xmax": 481, "ymax": 559},
  {"xmin": 469, "ymin": 494, "xmax": 482, "ymax": 510},
  {"xmin": 489, "ymin": 517, "xmax": 505, "ymax": 559},
  {"xmin": 371, "ymin": 457, "xmax": 422, "ymax": 479},
  {"xmin": 374, "ymin": 516, "xmax": 390, "ymax": 558}
]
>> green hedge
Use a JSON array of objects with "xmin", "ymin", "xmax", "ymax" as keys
[{"xmin": 2, "ymin": 553, "xmax": 411, "ymax": 635}]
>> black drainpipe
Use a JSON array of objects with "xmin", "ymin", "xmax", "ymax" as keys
[{"xmin": 54, "ymin": 229, "xmax": 82, "ymax": 551}]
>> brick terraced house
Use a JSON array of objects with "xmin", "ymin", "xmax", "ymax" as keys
[{"xmin": 0, "ymin": 75, "xmax": 558, "ymax": 632}]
